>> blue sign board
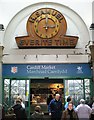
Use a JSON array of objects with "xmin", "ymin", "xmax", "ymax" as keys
[{"xmin": 2, "ymin": 63, "xmax": 92, "ymax": 79}]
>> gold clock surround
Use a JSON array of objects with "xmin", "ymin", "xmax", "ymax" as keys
[
  {"xmin": 15, "ymin": 8, "xmax": 78, "ymax": 48},
  {"xmin": 27, "ymin": 8, "xmax": 67, "ymax": 39}
]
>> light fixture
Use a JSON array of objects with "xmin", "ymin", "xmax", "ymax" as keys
[
  {"xmin": 57, "ymin": 84, "xmax": 59, "ymax": 88},
  {"xmin": 90, "ymin": 23, "xmax": 94, "ymax": 30},
  {"xmin": 36, "ymin": 55, "xmax": 38, "ymax": 61},
  {"xmin": 0, "ymin": 24, "xmax": 4, "ymax": 31},
  {"xmin": 56, "ymin": 55, "xmax": 58, "ymax": 61},
  {"xmin": 66, "ymin": 54, "xmax": 69, "ymax": 58},
  {"xmin": 24, "ymin": 55, "xmax": 27, "ymax": 59},
  {"xmin": 56, "ymin": 55, "xmax": 58, "ymax": 58}
]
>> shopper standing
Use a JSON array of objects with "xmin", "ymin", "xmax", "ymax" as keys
[
  {"xmin": 90, "ymin": 101, "xmax": 94, "ymax": 120},
  {"xmin": 75, "ymin": 99, "xmax": 92, "ymax": 120},
  {"xmin": 49, "ymin": 93, "xmax": 62, "ymax": 120},
  {"xmin": 64, "ymin": 96, "xmax": 75, "ymax": 110},
  {"xmin": 12, "ymin": 99, "xmax": 27, "ymax": 120},
  {"xmin": 31, "ymin": 105, "xmax": 44, "ymax": 120}
]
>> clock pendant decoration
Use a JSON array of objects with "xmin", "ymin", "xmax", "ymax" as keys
[{"xmin": 27, "ymin": 8, "xmax": 67, "ymax": 39}]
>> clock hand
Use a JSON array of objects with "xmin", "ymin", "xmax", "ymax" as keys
[
  {"xmin": 47, "ymin": 25, "xmax": 56, "ymax": 28},
  {"xmin": 45, "ymin": 14, "xmax": 48, "ymax": 30},
  {"xmin": 43, "ymin": 25, "xmax": 56, "ymax": 28}
]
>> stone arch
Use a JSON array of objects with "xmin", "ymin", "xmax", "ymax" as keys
[{"xmin": 3, "ymin": 2, "xmax": 90, "ymax": 54}]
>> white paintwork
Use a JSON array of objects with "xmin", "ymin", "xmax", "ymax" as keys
[
  {"xmin": 0, "ymin": 31, "xmax": 4, "ymax": 46},
  {"xmin": 2, "ymin": 54, "xmax": 90, "ymax": 63},
  {"xmin": 0, "ymin": 1, "xmax": 93, "ymax": 63},
  {"xmin": 0, "ymin": 0, "xmax": 92, "ymax": 28},
  {"xmin": 3, "ymin": 2, "xmax": 90, "ymax": 50}
]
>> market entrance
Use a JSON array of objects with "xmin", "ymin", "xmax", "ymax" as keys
[
  {"xmin": 2, "ymin": 63, "xmax": 92, "ymax": 119},
  {"xmin": 3, "ymin": 78, "xmax": 64, "ymax": 118},
  {"xmin": 30, "ymin": 79, "xmax": 64, "ymax": 113},
  {"xmin": 3, "ymin": 78, "xmax": 92, "ymax": 118}
]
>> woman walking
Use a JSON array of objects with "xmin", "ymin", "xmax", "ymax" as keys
[{"xmin": 61, "ymin": 101, "xmax": 78, "ymax": 120}]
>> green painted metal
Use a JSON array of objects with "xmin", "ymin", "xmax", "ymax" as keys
[
  {"xmin": 9, "ymin": 79, "xmax": 11, "ymax": 107},
  {"xmin": 83, "ymin": 79, "xmax": 85, "ymax": 100},
  {"xmin": 2, "ymin": 77, "xmax": 93, "ymax": 119}
]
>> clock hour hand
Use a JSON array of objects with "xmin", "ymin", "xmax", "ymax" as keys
[
  {"xmin": 43, "ymin": 25, "xmax": 56, "ymax": 29},
  {"xmin": 48, "ymin": 25, "xmax": 56, "ymax": 28}
]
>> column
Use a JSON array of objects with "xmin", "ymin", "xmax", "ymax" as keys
[
  {"xmin": 89, "ymin": 45, "xmax": 94, "ymax": 97},
  {"xmin": 89, "ymin": 1, "xmax": 94, "ymax": 97},
  {"xmin": 0, "ymin": 46, "xmax": 3, "ymax": 120}
]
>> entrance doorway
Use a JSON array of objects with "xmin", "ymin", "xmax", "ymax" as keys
[
  {"xmin": 3, "ymin": 78, "xmax": 64, "ymax": 116},
  {"xmin": 30, "ymin": 79, "xmax": 64, "ymax": 113},
  {"xmin": 3, "ymin": 78, "xmax": 91, "ymax": 118},
  {"xmin": 2, "ymin": 63, "xmax": 92, "ymax": 119}
]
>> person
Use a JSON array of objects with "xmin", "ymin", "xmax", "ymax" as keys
[
  {"xmin": 87, "ymin": 97, "xmax": 93, "ymax": 108},
  {"xmin": 47, "ymin": 94, "xmax": 53, "ymax": 106},
  {"xmin": 75, "ymin": 99, "xmax": 92, "ymax": 120},
  {"xmin": 31, "ymin": 105, "xmax": 44, "ymax": 120},
  {"xmin": 47, "ymin": 94, "xmax": 53, "ymax": 111},
  {"xmin": 12, "ymin": 98, "xmax": 27, "ymax": 120},
  {"xmin": 90, "ymin": 101, "xmax": 94, "ymax": 120},
  {"xmin": 17, "ymin": 95, "xmax": 25, "ymax": 108},
  {"xmin": 5, "ymin": 107, "xmax": 16, "ymax": 120},
  {"xmin": 48, "ymin": 93, "xmax": 62, "ymax": 120},
  {"xmin": 61, "ymin": 101, "xmax": 78, "ymax": 120},
  {"xmin": 64, "ymin": 96, "xmax": 75, "ymax": 110}
]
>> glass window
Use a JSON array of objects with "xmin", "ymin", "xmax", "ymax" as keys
[
  {"xmin": 65, "ymin": 80, "xmax": 84, "ymax": 106},
  {"xmin": 84, "ymin": 79, "xmax": 90, "ymax": 104},
  {"xmin": 4, "ymin": 79, "xmax": 10, "ymax": 108},
  {"xmin": 11, "ymin": 80, "xmax": 29, "ymax": 107},
  {"xmin": 4, "ymin": 79, "xmax": 29, "ymax": 108}
]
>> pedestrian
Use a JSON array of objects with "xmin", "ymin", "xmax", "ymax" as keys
[
  {"xmin": 64, "ymin": 96, "xmax": 75, "ymax": 110},
  {"xmin": 61, "ymin": 101, "xmax": 78, "ymax": 120},
  {"xmin": 48, "ymin": 93, "xmax": 62, "ymax": 120},
  {"xmin": 87, "ymin": 97, "xmax": 93, "ymax": 108},
  {"xmin": 17, "ymin": 95, "xmax": 25, "ymax": 108},
  {"xmin": 47, "ymin": 94, "xmax": 53, "ymax": 111},
  {"xmin": 12, "ymin": 98, "xmax": 27, "ymax": 120},
  {"xmin": 90, "ymin": 101, "xmax": 94, "ymax": 120},
  {"xmin": 31, "ymin": 105, "xmax": 44, "ymax": 120},
  {"xmin": 47, "ymin": 94, "xmax": 53, "ymax": 106},
  {"xmin": 75, "ymin": 99, "xmax": 92, "ymax": 120}
]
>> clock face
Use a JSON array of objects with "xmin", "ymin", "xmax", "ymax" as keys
[
  {"xmin": 34, "ymin": 14, "xmax": 60, "ymax": 38},
  {"xmin": 27, "ymin": 8, "xmax": 67, "ymax": 39}
]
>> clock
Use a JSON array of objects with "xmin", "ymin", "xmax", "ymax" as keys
[
  {"xmin": 27, "ymin": 8, "xmax": 67, "ymax": 39},
  {"xmin": 34, "ymin": 14, "xmax": 60, "ymax": 38}
]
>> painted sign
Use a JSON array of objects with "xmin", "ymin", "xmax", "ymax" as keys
[{"xmin": 2, "ymin": 63, "xmax": 92, "ymax": 79}]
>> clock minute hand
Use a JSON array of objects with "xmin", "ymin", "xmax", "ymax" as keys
[{"xmin": 45, "ymin": 14, "xmax": 48, "ymax": 30}]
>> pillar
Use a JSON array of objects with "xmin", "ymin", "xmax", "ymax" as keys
[
  {"xmin": 89, "ymin": 45, "xmax": 94, "ymax": 97},
  {"xmin": 89, "ymin": 1, "xmax": 94, "ymax": 98},
  {"xmin": 0, "ymin": 46, "xmax": 3, "ymax": 120}
]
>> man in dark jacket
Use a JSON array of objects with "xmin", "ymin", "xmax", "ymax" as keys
[
  {"xmin": 48, "ymin": 93, "xmax": 62, "ymax": 120},
  {"xmin": 12, "ymin": 99, "xmax": 27, "ymax": 120}
]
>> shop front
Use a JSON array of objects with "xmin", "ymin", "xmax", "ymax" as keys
[{"xmin": 2, "ymin": 63, "xmax": 92, "ymax": 118}]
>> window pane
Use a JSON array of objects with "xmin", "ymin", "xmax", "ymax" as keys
[{"xmin": 65, "ymin": 80, "xmax": 84, "ymax": 106}]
